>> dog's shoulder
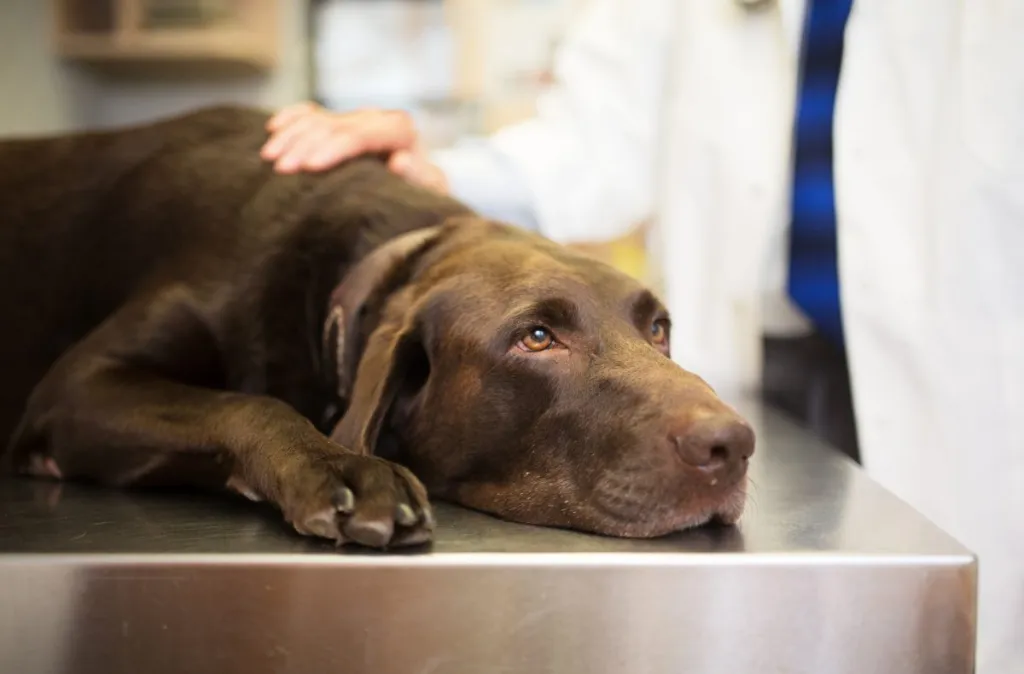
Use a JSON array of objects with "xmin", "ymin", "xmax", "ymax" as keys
[
  {"xmin": 155, "ymin": 104, "xmax": 270, "ymax": 138},
  {"xmin": 0, "ymin": 104, "xmax": 273, "ymax": 214}
]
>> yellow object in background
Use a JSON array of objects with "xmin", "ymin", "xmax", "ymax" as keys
[{"xmin": 567, "ymin": 224, "xmax": 655, "ymax": 290}]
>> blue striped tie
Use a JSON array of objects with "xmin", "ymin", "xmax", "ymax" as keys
[{"xmin": 787, "ymin": 0, "xmax": 853, "ymax": 349}]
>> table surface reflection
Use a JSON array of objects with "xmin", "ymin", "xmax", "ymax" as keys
[
  {"xmin": 0, "ymin": 402, "xmax": 970, "ymax": 560},
  {"xmin": 0, "ymin": 402, "xmax": 977, "ymax": 674}
]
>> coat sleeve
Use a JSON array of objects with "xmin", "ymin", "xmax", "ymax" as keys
[
  {"xmin": 433, "ymin": 0, "xmax": 677, "ymax": 244},
  {"xmin": 432, "ymin": 139, "xmax": 543, "ymax": 232}
]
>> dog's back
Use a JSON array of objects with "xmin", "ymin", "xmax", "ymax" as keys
[
  {"xmin": 0, "ymin": 106, "xmax": 470, "ymax": 446},
  {"xmin": 0, "ymin": 106, "xmax": 279, "ymax": 308},
  {"xmin": 0, "ymin": 108, "xmax": 268, "ymax": 424}
]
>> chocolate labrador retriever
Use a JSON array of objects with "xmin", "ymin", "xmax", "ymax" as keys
[{"xmin": 0, "ymin": 105, "xmax": 754, "ymax": 549}]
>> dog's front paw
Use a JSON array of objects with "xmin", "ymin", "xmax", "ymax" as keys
[{"xmin": 282, "ymin": 454, "xmax": 434, "ymax": 549}]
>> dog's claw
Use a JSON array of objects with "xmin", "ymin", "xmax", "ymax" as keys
[
  {"xmin": 395, "ymin": 503, "xmax": 417, "ymax": 527},
  {"xmin": 422, "ymin": 506, "xmax": 437, "ymax": 531},
  {"xmin": 344, "ymin": 518, "xmax": 394, "ymax": 549},
  {"xmin": 333, "ymin": 487, "xmax": 355, "ymax": 513},
  {"xmin": 301, "ymin": 510, "xmax": 340, "ymax": 540},
  {"xmin": 392, "ymin": 527, "xmax": 433, "ymax": 548},
  {"xmin": 287, "ymin": 455, "xmax": 433, "ymax": 549}
]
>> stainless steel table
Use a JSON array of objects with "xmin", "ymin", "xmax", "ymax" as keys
[{"xmin": 0, "ymin": 402, "xmax": 976, "ymax": 674}]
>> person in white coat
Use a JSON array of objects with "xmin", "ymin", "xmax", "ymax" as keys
[{"xmin": 261, "ymin": 1, "xmax": 1023, "ymax": 671}]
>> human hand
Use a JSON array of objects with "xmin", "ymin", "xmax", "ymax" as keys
[{"xmin": 260, "ymin": 102, "xmax": 449, "ymax": 194}]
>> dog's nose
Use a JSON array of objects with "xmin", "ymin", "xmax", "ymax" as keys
[{"xmin": 671, "ymin": 410, "xmax": 755, "ymax": 473}]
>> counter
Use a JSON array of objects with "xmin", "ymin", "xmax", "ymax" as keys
[{"xmin": 0, "ymin": 402, "xmax": 976, "ymax": 674}]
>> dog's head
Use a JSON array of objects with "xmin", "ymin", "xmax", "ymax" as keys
[{"xmin": 328, "ymin": 218, "xmax": 754, "ymax": 538}]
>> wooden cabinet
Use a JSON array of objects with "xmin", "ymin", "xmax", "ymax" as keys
[{"xmin": 54, "ymin": 0, "xmax": 279, "ymax": 70}]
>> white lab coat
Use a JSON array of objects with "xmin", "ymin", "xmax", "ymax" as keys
[{"xmin": 449, "ymin": 0, "xmax": 1023, "ymax": 671}]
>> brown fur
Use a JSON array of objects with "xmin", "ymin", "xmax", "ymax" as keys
[{"xmin": 0, "ymin": 105, "xmax": 754, "ymax": 548}]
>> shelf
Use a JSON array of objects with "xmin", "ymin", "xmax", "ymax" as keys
[
  {"xmin": 57, "ymin": 30, "xmax": 276, "ymax": 69},
  {"xmin": 53, "ymin": 0, "xmax": 279, "ymax": 71}
]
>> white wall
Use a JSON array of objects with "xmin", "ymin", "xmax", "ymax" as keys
[
  {"xmin": 0, "ymin": 0, "xmax": 95, "ymax": 135},
  {"xmin": 0, "ymin": 0, "xmax": 310, "ymax": 135},
  {"xmin": 84, "ymin": 1, "xmax": 311, "ymax": 128}
]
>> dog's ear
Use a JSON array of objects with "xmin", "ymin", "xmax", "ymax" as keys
[
  {"xmin": 328, "ymin": 297, "xmax": 426, "ymax": 455},
  {"xmin": 323, "ymin": 226, "xmax": 439, "ymax": 401},
  {"xmin": 324, "ymin": 227, "xmax": 442, "ymax": 454}
]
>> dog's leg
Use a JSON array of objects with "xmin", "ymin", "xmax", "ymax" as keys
[{"xmin": 6, "ymin": 295, "xmax": 433, "ymax": 549}]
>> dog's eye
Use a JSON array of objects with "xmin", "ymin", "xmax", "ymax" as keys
[
  {"xmin": 519, "ymin": 326, "xmax": 555, "ymax": 352},
  {"xmin": 651, "ymin": 319, "xmax": 669, "ymax": 345}
]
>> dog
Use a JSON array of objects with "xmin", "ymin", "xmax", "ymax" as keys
[{"xmin": 0, "ymin": 105, "xmax": 755, "ymax": 549}]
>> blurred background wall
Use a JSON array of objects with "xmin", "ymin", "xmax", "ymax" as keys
[
  {"xmin": 0, "ymin": 0, "xmax": 309, "ymax": 132},
  {"xmin": 0, "ymin": 0, "xmax": 648, "ymax": 282}
]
